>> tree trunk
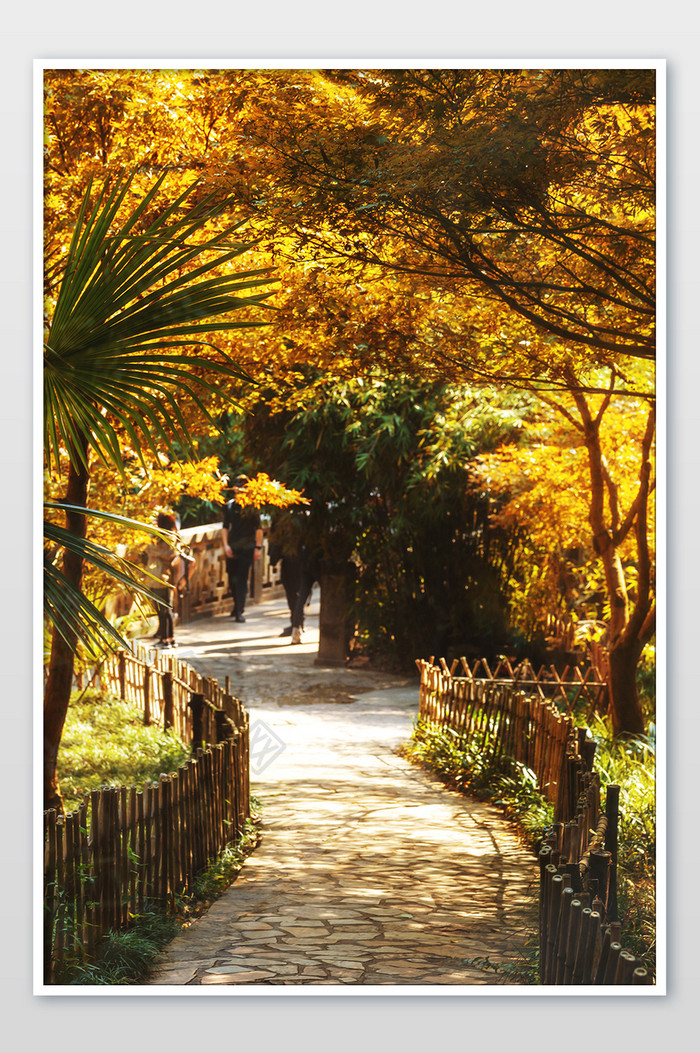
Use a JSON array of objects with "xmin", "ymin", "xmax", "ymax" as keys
[
  {"xmin": 315, "ymin": 565, "xmax": 350, "ymax": 667},
  {"xmin": 570, "ymin": 384, "xmax": 651, "ymax": 737},
  {"xmin": 44, "ymin": 454, "xmax": 90, "ymax": 812},
  {"xmin": 608, "ymin": 633, "xmax": 645, "ymax": 737}
]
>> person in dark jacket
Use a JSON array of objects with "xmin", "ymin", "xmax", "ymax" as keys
[
  {"xmin": 291, "ymin": 543, "xmax": 321, "ymax": 645},
  {"xmin": 221, "ymin": 475, "xmax": 262, "ymax": 622},
  {"xmin": 268, "ymin": 511, "xmax": 303, "ymax": 636}
]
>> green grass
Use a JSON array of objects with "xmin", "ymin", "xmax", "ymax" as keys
[
  {"xmin": 54, "ymin": 908, "xmax": 181, "ymax": 986},
  {"xmin": 589, "ymin": 715, "xmax": 656, "ymax": 975},
  {"xmin": 57, "ymin": 689, "xmax": 191, "ymax": 814}
]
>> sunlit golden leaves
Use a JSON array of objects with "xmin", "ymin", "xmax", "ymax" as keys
[{"xmin": 234, "ymin": 472, "xmax": 309, "ymax": 510}]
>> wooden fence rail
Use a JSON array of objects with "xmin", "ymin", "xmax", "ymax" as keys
[
  {"xmin": 434, "ymin": 653, "xmax": 608, "ymax": 721},
  {"xmin": 416, "ymin": 659, "xmax": 652, "ymax": 987},
  {"xmin": 43, "ymin": 645, "xmax": 250, "ymax": 984}
]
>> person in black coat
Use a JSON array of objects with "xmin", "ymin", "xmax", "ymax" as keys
[
  {"xmin": 221, "ymin": 476, "xmax": 262, "ymax": 622},
  {"xmin": 291, "ymin": 543, "xmax": 321, "ymax": 644}
]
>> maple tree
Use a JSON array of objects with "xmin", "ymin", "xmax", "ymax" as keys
[
  {"xmin": 200, "ymin": 67, "xmax": 657, "ymax": 734},
  {"xmin": 476, "ymin": 382, "xmax": 655, "ymax": 634},
  {"xmin": 42, "ymin": 66, "xmax": 658, "ymax": 735}
]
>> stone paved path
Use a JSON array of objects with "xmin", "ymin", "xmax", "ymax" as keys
[{"xmin": 144, "ymin": 595, "xmax": 538, "ymax": 987}]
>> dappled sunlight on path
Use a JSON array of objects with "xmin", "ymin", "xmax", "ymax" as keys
[{"xmin": 143, "ymin": 596, "xmax": 538, "ymax": 988}]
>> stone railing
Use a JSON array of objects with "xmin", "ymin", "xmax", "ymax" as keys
[
  {"xmin": 175, "ymin": 522, "xmax": 285, "ymax": 623},
  {"xmin": 105, "ymin": 522, "xmax": 286, "ymax": 626}
]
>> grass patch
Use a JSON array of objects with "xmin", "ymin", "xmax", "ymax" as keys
[
  {"xmin": 54, "ymin": 908, "xmax": 181, "ymax": 986},
  {"xmin": 589, "ymin": 716, "xmax": 656, "ymax": 975},
  {"xmin": 57, "ymin": 689, "xmax": 191, "ymax": 813}
]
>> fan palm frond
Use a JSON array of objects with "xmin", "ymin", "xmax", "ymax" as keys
[{"xmin": 44, "ymin": 169, "xmax": 276, "ymax": 474}]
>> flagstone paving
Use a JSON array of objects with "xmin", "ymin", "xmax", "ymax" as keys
[{"xmin": 143, "ymin": 595, "xmax": 538, "ymax": 987}]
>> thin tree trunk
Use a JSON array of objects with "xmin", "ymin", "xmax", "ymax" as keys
[
  {"xmin": 571, "ymin": 385, "xmax": 648, "ymax": 736},
  {"xmin": 44, "ymin": 452, "xmax": 90, "ymax": 812}
]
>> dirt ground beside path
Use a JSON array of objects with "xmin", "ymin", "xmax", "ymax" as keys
[{"xmin": 142, "ymin": 594, "xmax": 539, "ymax": 988}]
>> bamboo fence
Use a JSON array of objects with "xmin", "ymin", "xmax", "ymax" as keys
[
  {"xmin": 443, "ymin": 652, "xmax": 608, "ymax": 720},
  {"xmin": 43, "ymin": 645, "xmax": 250, "ymax": 984},
  {"xmin": 415, "ymin": 658, "xmax": 652, "ymax": 987}
]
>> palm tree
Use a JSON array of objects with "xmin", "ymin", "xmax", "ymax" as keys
[{"xmin": 44, "ymin": 170, "xmax": 275, "ymax": 811}]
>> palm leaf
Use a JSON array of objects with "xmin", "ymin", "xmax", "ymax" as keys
[{"xmin": 44, "ymin": 170, "xmax": 276, "ymax": 473}]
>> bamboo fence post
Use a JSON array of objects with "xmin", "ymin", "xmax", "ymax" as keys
[
  {"xmin": 143, "ymin": 665, "xmax": 152, "ymax": 726},
  {"xmin": 231, "ymin": 731, "xmax": 242, "ymax": 837},
  {"xmin": 170, "ymin": 771, "xmax": 182, "ymax": 892},
  {"xmin": 563, "ymin": 898, "xmax": 583, "ymax": 983},
  {"xmin": 148, "ymin": 780, "xmax": 159, "ymax": 901},
  {"xmin": 588, "ymin": 848, "xmax": 612, "ymax": 918},
  {"xmin": 118, "ymin": 650, "xmax": 127, "ymax": 700},
  {"xmin": 213, "ymin": 746, "xmax": 222, "ymax": 852},
  {"xmin": 152, "ymin": 780, "xmax": 163, "ymax": 903},
  {"xmin": 89, "ymin": 789, "xmax": 103, "ymax": 940},
  {"xmin": 63, "ymin": 812, "xmax": 77, "ymax": 960},
  {"xmin": 614, "ymin": 949, "xmax": 638, "ymax": 985},
  {"xmin": 163, "ymin": 672, "xmax": 174, "ymax": 732},
  {"xmin": 184, "ymin": 761, "xmax": 194, "ymax": 883},
  {"xmin": 192, "ymin": 753, "xmax": 205, "ymax": 872},
  {"xmin": 75, "ymin": 799, "xmax": 89, "ymax": 957},
  {"xmin": 582, "ymin": 909, "xmax": 603, "ymax": 983},
  {"xmin": 545, "ymin": 873, "xmax": 564, "ymax": 984},
  {"xmin": 189, "ymin": 693, "xmax": 205, "ymax": 752},
  {"xmin": 538, "ymin": 856, "xmax": 556, "ymax": 982},
  {"xmin": 161, "ymin": 776, "xmax": 173, "ymax": 904},
  {"xmin": 54, "ymin": 817, "xmax": 66, "ymax": 973},
  {"xmin": 127, "ymin": 786, "xmax": 137, "ymax": 920},
  {"xmin": 572, "ymin": 906, "xmax": 592, "ymax": 984},
  {"xmin": 605, "ymin": 784, "xmax": 620, "ymax": 922},
  {"xmin": 43, "ymin": 810, "xmax": 57, "ymax": 984},
  {"xmin": 204, "ymin": 748, "xmax": 215, "ymax": 862},
  {"xmin": 555, "ymin": 885, "xmax": 574, "ymax": 984},
  {"xmin": 601, "ymin": 941, "xmax": 623, "ymax": 984},
  {"xmin": 594, "ymin": 923, "xmax": 620, "ymax": 984},
  {"xmin": 118, "ymin": 786, "xmax": 128, "ymax": 929},
  {"xmin": 214, "ymin": 708, "xmax": 230, "ymax": 743},
  {"xmin": 136, "ymin": 789, "xmax": 145, "ymax": 913},
  {"xmin": 108, "ymin": 789, "xmax": 121, "ymax": 933}
]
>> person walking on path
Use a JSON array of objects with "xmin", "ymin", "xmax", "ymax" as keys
[
  {"xmin": 291, "ymin": 543, "xmax": 321, "ymax": 644},
  {"xmin": 144, "ymin": 512, "xmax": 181, "ymax": 647},
  {"xmin": 222, "ymin": 475, "xmax": 263, "ymax": 623},
  {"xmin": 267, "ymin": 538, "xmax": 301, "ymax": 638}
]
